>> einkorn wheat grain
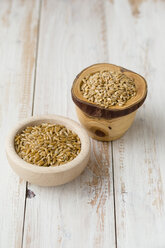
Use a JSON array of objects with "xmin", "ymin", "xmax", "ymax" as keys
[
  {"xmin": 14, "ymin": 123, "xmax": 81, "ymax": 167},
  {"xmin": 80, "ymin": 70, "xmax": 137, "ymax": 108}
]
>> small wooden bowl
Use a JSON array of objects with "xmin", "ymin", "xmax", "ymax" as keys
[
  {"xmin": 5, "ymin": 115, "xmax": 90, "ymax": 186},
  {"xmin": 71, "ymin": 63, "xmax": 147, "ymax": 141}
]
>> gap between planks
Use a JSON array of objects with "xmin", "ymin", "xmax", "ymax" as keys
[
  {"xmin": 21, "ymin": 0, "xmax": 42, "ymax": 247},
  {"xmin": 111, "ymin": 141, "xmax": 118, "ymax": 248},
  {"xmin": 100, "ymin": 0, "xmax": 118, "ymax": 246}
]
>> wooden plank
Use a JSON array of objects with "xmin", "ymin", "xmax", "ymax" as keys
[
  {"xmin": 23, "ymin": 0, "xmax": 116, "ymax": 247},
  {"xmin": 0, "ymin": 0, "xmax": 40, "ymax": 247},
  {"xmin": 105, "ymin": 0, "xmax": 165, "ymax": 247}
]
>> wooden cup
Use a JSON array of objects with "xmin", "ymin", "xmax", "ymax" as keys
[{"xmin": 71, "ymin": 63, "xmax": 147, "ymax": 141}]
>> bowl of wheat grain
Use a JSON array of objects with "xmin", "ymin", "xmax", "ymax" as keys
[
  {"xmin": 72, "ymin": 63, "xmax": 147, "ymax": 141},
  {"xmin": 6, "ymin": 115, "xmax": 90, "ymax": 186}
]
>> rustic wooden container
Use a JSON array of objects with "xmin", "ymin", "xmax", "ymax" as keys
[
  {"xmin": 71, "ymin": 63, "xmax": 147, "ymax": 141},
  {"xmin": 5, "ymin": 115, "xmax": 90, "ymax": 186}
]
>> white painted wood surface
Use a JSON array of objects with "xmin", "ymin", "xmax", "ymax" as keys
[
  {"xmin": 105, "ymin": 0, "xmax": 165, "ymax": 247},
  {"xmin": 0, "ymin": 0, "xmax": 40, "ymax": 247},
  {"xmin": 1, "ymin": 0, "xmax": 165, "ymax": 247}
]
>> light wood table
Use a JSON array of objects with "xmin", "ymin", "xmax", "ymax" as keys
[{"xmin": 0, "ymin": 0, "xmax": 164, "ymax": 247}]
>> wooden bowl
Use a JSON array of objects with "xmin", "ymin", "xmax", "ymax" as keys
[
  {"xmin": 71, "ymin": 63, "xmax": 147, "ymax": 141},
  {"xmin": 5, "ymin": 115, "xmax": 90, "ymax": 186}
]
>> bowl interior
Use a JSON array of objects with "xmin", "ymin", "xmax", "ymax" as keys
[
  {"xmin": 6, "ymin": 115, "xmax": 90, "ymax": 173},
  {"xmin": 73, "ymin": 63, "xmax": 147, "ymax": 111}
]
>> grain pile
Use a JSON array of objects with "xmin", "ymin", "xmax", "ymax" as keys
[
  {"xmin": 14, "ymin": 123, "xmax": 81, "ymax": 166},
  {"xmin": 80, "ymin": 70, "xmax": 137, "ymax": 107}
]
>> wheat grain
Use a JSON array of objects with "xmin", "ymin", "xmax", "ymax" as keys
[
  {"xmin": 80, "ymin": 70, "xmax": 137, "ymax": 108},
  {"xmin": 14, "ymin": 123, "xmax": 81, "ymax": 167}
]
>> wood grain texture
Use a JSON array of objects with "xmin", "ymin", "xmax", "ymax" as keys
[
  {"xmin": 2, "ymin": 0, "xmax": 165, "ymax": 247},
  {"xmin": 22, "ymin": 0, "xmax": 116, "ymax": 247},
  {"xmin": 0, "ymin": 0, "xmax": 40, "ymax": 247},
  {"xmin": 75, "ymin": 106, "xmax": 137, "ymax": 141},
  {"xmin": 105, "ymin": 0, "xmax": 165, "ymax": 247}
]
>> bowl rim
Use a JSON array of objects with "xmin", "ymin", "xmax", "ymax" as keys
[
  {"xmin": 71, "ymin": 63, "xmax": 147, "ymax": 119},
  {"xmin": 5, "ymin": 115, "xmax": 90, "ymax": 174}
]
